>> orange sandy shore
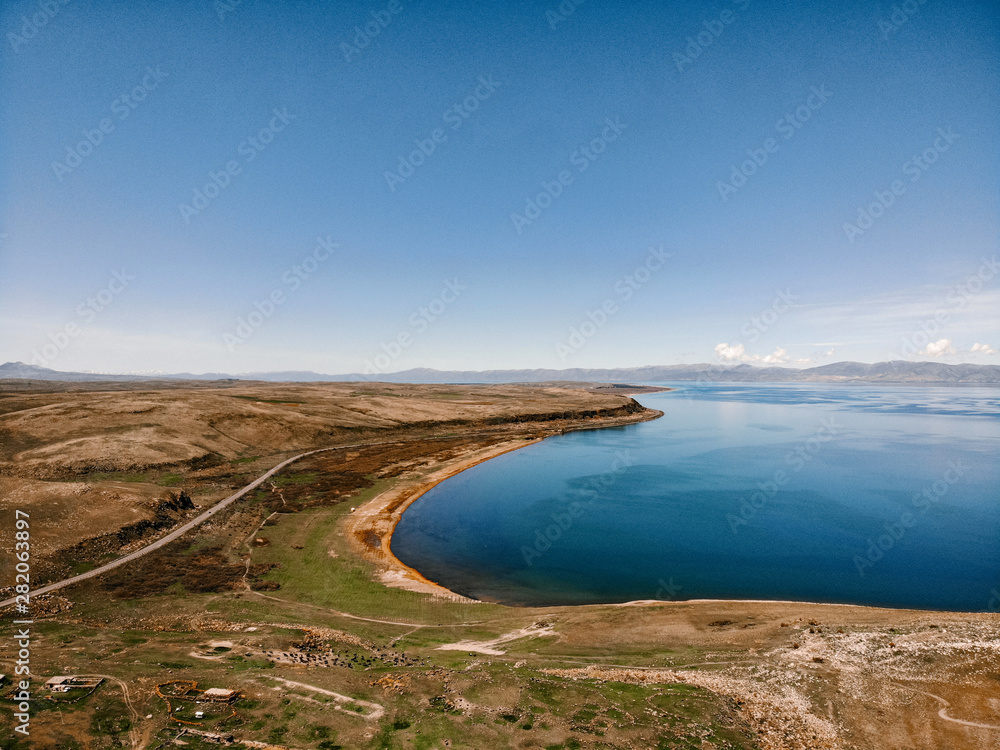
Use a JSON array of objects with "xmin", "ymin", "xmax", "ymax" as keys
[{"xmin": 343, "ymin": 436, "xmax": 546, "ymax": 601}]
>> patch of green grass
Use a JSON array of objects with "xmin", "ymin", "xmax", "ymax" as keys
[
  {"xmin": 85, "ymin": 471, "xmax": 149, "ymax": 483},
  {"xmin": 229, "ymin": 657, "xmax": 275, "ymax": 671},
  {"xmin": 307, "ymin": 724, "xmax": 333, "ymax": 740},
  {"xmin": 272, "ymin": 471, "xmax": 319, "ymax": 487},
  {"xmin": 157, "ymin": 472, "xmax": 183, "ymax": 486},
  {"xmin": 267, "ymin": 724, "xmax": 289, "ymax": 743},
  {"xmin": 67, "ymin": 560, "xmax": 97, "ymax": 575},
  {"xmin": 89, "ymin": 701, "xmax": 131, "ymax": 740},
  {"xmin": 180, "ymin": 537, "xmax": 218, "ymax": 556},
  {"xmin": 232, "ymin": 455, "xmax": 259, "ymax": 464}
]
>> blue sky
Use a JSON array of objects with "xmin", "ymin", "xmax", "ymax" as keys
[{"xmin": 1, "ymin": 0, "xmax": 998, "ymax": 374}]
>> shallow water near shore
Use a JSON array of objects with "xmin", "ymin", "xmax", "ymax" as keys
[{"xmin": 391, "ymin": 384, "xmax": 1000, "ymax": 610}]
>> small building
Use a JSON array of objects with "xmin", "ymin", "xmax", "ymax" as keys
[
  {"xmin": 194, "ymin": 710, "xmax": 205, "ymax": 719},
  {"xmin": 44, "ymin": 676, "xmax": 104, "ymax": 693},
  {"xmin": 201, "ymin": 687, "xmax": 239, "ymax": 703},
  {"xmin": 45, "ymin": 676, "xmax": 72, "ymax": 692}
]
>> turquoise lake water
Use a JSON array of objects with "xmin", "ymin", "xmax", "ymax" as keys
[{"xmin": 391, "ymin": 384, "xmax": 1000, "ymax": 611}]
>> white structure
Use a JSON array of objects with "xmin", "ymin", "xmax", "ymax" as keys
[
  {"xmin": 45, "ymin": 676, "xmax": 72, "ymax": 692},
  {"xmin": 44, "ymin": 675, "xmax": 104, "ymax": 693}
]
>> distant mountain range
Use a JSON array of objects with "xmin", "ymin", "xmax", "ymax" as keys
[{"xmin": 2, "ymin": 360, "xmax": 999, "ymax": 384}]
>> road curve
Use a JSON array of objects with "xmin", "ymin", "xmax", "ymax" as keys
[
  {"xmin": 1, "ymin": 443, "xmax": 361, "ymax": 609},
  {"xmin": 891, "ymin": 682, "xmax": 1000, "ymax": 731}
]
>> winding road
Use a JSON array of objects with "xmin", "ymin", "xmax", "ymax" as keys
[
  {"xmin": 1, "ymin": 444, "xmax": 362, "ymax": 609},
  {"xmin": 891, "ymin": 682, "xmax": 1000, "ymax": 731}
]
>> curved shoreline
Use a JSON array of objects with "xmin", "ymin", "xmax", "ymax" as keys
[
  {"xmin": 348, "ymin": 438, "xmax": 546, "ymax": 601},
  {"xmin": 344, "ymin": 405, "xmax": 665, "ymax": 602}
]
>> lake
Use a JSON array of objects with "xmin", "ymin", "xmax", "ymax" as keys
[{"xmin": 391, "ymin": 384, "xmax": 1000, "ymax": 611}]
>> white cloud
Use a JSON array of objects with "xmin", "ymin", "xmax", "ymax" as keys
[
  {"xmin": 715, "ymin": 343, "xmax": 791, "ymax": 365},
  {"xmin": 971, "ymin": 342, "xmax": 998, "ymax": 355},
  {"xmin": 762, "ymin": 347, "xmax": 789, "ymax": 364},
  {"xmin": 918, "ymin": 338, "xmax": 956, "ymax": 357},
  {"xmin": 714, "ymin": 342, "xmax": 748, "ymax": 362}
]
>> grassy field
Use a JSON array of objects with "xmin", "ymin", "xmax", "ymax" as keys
[
  {"xmin": 5, "ymin": 614, "xmax": 757, "ymax": 750},
  {"xmin": 248, "ymin": 480, "xmax": 506, "ymax": 624}
]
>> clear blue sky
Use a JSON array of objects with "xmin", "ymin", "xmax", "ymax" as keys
[{"xmin": 1, "ymin": 0, "xmax": 998, "ymax": 374}]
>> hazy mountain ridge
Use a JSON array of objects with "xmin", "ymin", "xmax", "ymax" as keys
[{"xmin": 2, "ymin": 360, "xmax": 999, "ymax": 384}]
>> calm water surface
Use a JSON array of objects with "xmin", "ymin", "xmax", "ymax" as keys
[{"xmin": 392, "ymin": 384, "xmax": 1000, "ymax": 610}]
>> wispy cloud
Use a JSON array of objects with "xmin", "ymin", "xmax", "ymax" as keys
[{"xmin": 796, "ymin": 288, "xmax": 1000, "ymax": 333}]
